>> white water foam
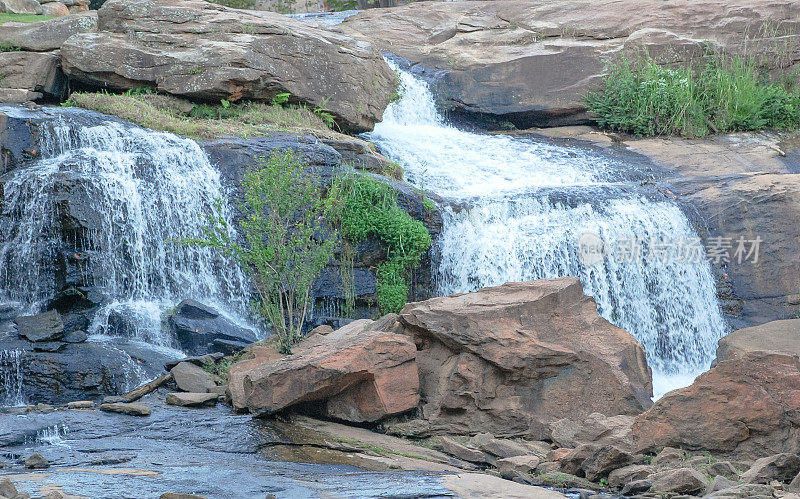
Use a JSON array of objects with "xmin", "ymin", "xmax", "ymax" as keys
[{"xmin": 366, "ymin": 64, "xmax": 727, "ymax": 398}]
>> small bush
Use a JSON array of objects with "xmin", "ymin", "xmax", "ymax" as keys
[
  {"xmin": 331, "ymin": 173, "xmax": 432, "ymax": 314},
  {"xmin": 586, "ymin": 55, "xmax": 800, "ymax": 137},
  {"xmin": 0, "ymin": 42, "xmax": 20, "ymax": 53}
]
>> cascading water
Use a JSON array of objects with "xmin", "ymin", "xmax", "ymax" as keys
[
  {"xmin": 0, "ymin": 107, "xmax": 254, "ymax": 367},
  {"xmin": 366, "ymin": 66, "xmax": 728, "ymax": 398},
  {"xmin": 0, "ymin": 349, "xmax": 24, "ymax": 406}
]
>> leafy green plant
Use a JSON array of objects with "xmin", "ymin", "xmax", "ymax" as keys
[
  {"xmin": 586, "ymin": 54, "xmax": 800, "ymax": 137},
  {"xmin": 271, "ymin": 92, "xmax": 291, "ymax": 106},
  {"xmin": 330, "ymin": 172, "xmax": 432, "ymax": 314},
  {"xmin": 205, "ymin": 0, "xmax": 256, "ymax": 8},
  {"xmin": 0, "ymin": 42, "xmax": 20, "ymax": 52},
  {"xmin": 182, "ymin": 151, "xmax": 337, "ymax": 353}
]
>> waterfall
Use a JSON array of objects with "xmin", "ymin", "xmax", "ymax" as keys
[
  {"xmin": 0, "ymin": 111, "xmax": 253, "ymax": 350},
  {"xmin": 366, "ymin": 66, "xmax": 727, "ymax": 398},
  {"xmin": 0, "ymin": 349, "xmax": 24, "ymax": 407}
]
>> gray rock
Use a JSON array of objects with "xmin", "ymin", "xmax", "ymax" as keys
[
  {"xmin": 470, "ymin": 433, "xmax": 532, "ymax": 459},
  {"xmin": 24, "ymin": 453, "xmax": 49, "ymax": 469},
  {"xmin": 608, "ymin": 464, "xmax": 652, "ymax": 490},
  {"xmin": 581, "ymin": 445, "xmax": 634, "ymax": 482},
  {"xmin": 0, "ymin": 0, "xmax": 42, "ymax": 14},
  {"xmin": 650, "ymin": 467, "xmax": 707, "ymax": 495},
  {"xmin": 496, "ymin": 455, "xmax": 541, "ymax": 476},
  {"xmin": 705, "ymin": 483, "xmax": 775, "ymax": 498},
  {"xmin": 159, "ymin": 493, "xmax": 208, "ymax": 499},
  {"xmin": 707, "ymin": 461, "xmax": 740, "ymax": 479},
  {"xmin": 99, "ymin": 402, "xmax": 151, "ymax": 416},
  {"xmin": 0, "ymin": 477, "xmax": 21, "ymax": 498},
  {"xmin": 440, "ymin": 437, "xmax": 488, "ymax": 463},
  {"xmin": 32, "ymin": 341, "xmax": 66, "ymax": 352},
  {"xmin": 170, "ymin": 362, "xmax": 216, "ymax": 394},
  {"xmin": 0, "ymin": 51, "xmax": 66, "ymax": 103},
  {"xmin": 652, "ymin": 446, "xmax": 686, "ymax": 467},
  {"xmin": 66, "ymin": 400, "xmax": 94, "ymax": 409},
  {"xmin": 61, "ymin": 0, "xmax": 395, "ymax": 133},
  {"xmin": 620, "ymin": 479, "xmax": 652, "ymax": 495},
  {"xmin": 707, "ymin": 475, "xmax": 738, "ymax": 495},
  {"xmin": 62, "ymin": 330, "xmax": 88, "ymax": 343},
  {"xmin": 558, "ymin": 443, "xmax": 602, "ymax": 477},
  {"xmin": 164, "ymin": 353, "xmax": 224, "ymax": 371},
  {"xmin": 0, "ymin": 11, "xmax": 96, "ymax": 52},
  {"xmin": 741, "ymin": 453, "xmax": 800, "ymax": 484},
  {"xmin": 14, "ymin": 310, "xmax": 64, "ymax": 342},
  {"xmin": 165, "ymin": 392, "xmax": 217, "ymax": 407}
]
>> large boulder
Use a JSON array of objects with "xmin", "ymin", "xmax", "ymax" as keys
[
  {"xmin": 716, "ymin": 319, "xmax": 800, "ymax": 363},
  {"xmin": 167, "ymin": 300, "xmax": 257, "ymax": 356},
  {"xmin": 60, "ymin": 0, "xmax": 396, "ymax": 132},
  {"xmin": 341, "ymin": 0, "xmax": 800, "ymax": 128},
  {"xmin": 0, "ymin": 11, "xmax": 97, "ymax": 52},
  {"xmin": 228, "ymin": 320, "xmax": 419, "ymax": 422},
  {"xmin": 388, "ymin": 278, "xmax": 653, "ymax": 439},
  {"xmin": 633, "ymin": 351, "xmax": 800, "ymax": 460},
  {"xmin": 0, "ymin": 0, "xmax": 42, "ymax": 14},
  {"xmin": 0, "ymin": 51, "xmax": 66, "ymax": 103}
]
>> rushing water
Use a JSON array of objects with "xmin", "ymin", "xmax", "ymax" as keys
[
  {"xmin": 366, "ymin": 66, "xmax": 727, "ymax": 398},
  {"xmin": 0, "ymin": 349, "xmax": 25, "ymax": 407},
  {"xmin": 0, "ymin": 109, "xmax": 254, "ymax": 359}
]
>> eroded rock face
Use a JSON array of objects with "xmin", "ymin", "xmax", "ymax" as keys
[
  {"xmin": 0, "ymin": 51, "xmax": 66, "ymax": 103},
  {"xmin": 341, "ymin": 0, "xmax": 800, "ymax": 128},
  {"xmin": 716, "ymin": 319, "xmax": 800, "ymax": 363},
  {"xmin": 0, "ymin": 11, "xmax": 96, "ymax": 52},
  {"xmin": 633, "ymin": 351, "xmax": 800, "ymax": 460},
  {"xmin": 60, "ymin": 0, "xmax": 396, "ymax": 132},
  {"xmin": 167, "ymin": 300, "xmax": 257, "ymax": 356},
  {"xmin": 228, "ymin": 320, "xmax": 419, "ymax": 422},
  {"xmin": 389, "ymin": 278, "xmax": 653, "ymax": 439}
]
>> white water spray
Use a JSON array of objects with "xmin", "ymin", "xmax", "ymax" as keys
[{"xmin": 367, "ymin": 65, "xmax": 727, "ymax": 398}]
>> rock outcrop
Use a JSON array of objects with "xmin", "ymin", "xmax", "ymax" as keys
[
  {"xmin": 389, "ymin": 278, "xmax": 653, "ymax": 439},
  {"xmin": 60, "ymin": 0, "xmax": 396, "ymax": 132},
  {"xmin": 341, "ymin": 0, "xmax": 800, "ymax": 128},
  {"xmin": 228, "ymin": 320, "xmax": 419, "ymax": 422},
  {"xmin": 167, "ymin": 300, "xmax": 257, "ymax": 356},
  {"xmin": 0, "ymin": 11, "xmax": 96, "ymax": 51},
  {"xmin": 716, "ymin": 319, "xmax": 800, "ymax": 363},
  {"xmin": 633, "ymin": 351, "xmax": 800, "ymax": 460}
]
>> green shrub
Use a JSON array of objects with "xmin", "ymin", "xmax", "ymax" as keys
[
  {"xmin": 331, "ymin": 173, "xmax": 432, "ymax": 314},
  {"xmin": 586, "ymin": 55, "xmax": 800, "ymax": 137},
  {"xmin": 182, "ymin": 151, "xmax": 337, "ymax": 353},
  {"xmin": 0, "ymin": 42, "xmax": 20, "ymax": 53}
]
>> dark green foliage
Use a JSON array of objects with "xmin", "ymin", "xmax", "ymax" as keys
[
  {"xmin": 182, "ymin": 151, "xmax": 337, "ymax": 353},
  {"xmin": 205, "ymin": 0, "xmax": 256, "ymax": 8},
  {"xmin": 0, "ymin": 42, "xmax": 21, "ymax": 52},
  {"xmin": 586, "ymin": 55, "xmax": 800, "ymax": 137},
  {"xmin": 331, "ymin": 173, "xmax": 432, "ymax": 314}
]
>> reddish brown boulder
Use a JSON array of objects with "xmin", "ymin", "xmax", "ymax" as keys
[
  {"xmin": 388, "ymin": 278, "xmax": 652, "ymax": 439},
  {"xmin": 633, "ymin": 351, "xmax": 800, "ymax": 460},
  {"xmin": 228, "ymin": 321, "xmax": 419, "ymax": 423}
]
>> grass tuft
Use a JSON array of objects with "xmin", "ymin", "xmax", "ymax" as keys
[
  {"xmin": 586, "ymin": 55, "xmax": 800, "ymax": 137},
  {"xmin": 0, "ymin": 13, "xmax": 54, "ymax": 25},
  {"xmin": 64, "ymin": 91, "xmax": 336, "ymax": 139}
]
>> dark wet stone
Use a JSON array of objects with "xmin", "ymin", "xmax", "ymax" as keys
[
  {"xmin": 24, "ymin": 453, "xmax": 49, "ymax": 469},
  {"xmin": 14, "ymin": 310, "xmax": 65, "ymax": 342},
  {"xmin": 32, "ymin": 341, "xmax": 65, "ymax": 352},
  {"xmin": 168, "ymin": 300, "xmax": 257, "ymax": 356},
  {"xmin": 212, "ymin": 339, "xmax": 249, "ymax": 356},
  {"xmin": 62, "ymin": 330, "xmax": 88, "ymax": 343}
]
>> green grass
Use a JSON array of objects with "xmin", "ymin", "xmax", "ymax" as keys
[
  {"xmin": 0, "ymin": 13, "xmax": 54, "ymax": 25},
  {"xmin": 586, "ymin": 55, "xmax": 800, "ymax": 137},
  {"xmin": 64, "ymin": 91, "xmax": 335, "ymax": 140}
]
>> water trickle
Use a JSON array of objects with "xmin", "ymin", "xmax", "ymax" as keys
[
  {"xmin": 0, "ymin": 115, "xmax": 254, "ymax": 347},
  {"xmin": 366, "ymin": 64, "xmax": 727, "ymax": 397},
  {"xmin": 0, "ymin": 349, "xmax": 25, "ymax": 407}
]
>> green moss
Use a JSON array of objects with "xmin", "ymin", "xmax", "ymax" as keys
[
  {"xmin": 0, "ymin": 42, "xmax": 21, "ymax": 52},
  {"xmin": 331, "ymin": 173, "xmax": 432, "ymax": 314},
  {"xmin": 0, "ymin": 13, "xmax": 55, "ymax": 25},
  {"xmin": 586, "ymin": 54, "xmax": 800, "ymax": 137}
]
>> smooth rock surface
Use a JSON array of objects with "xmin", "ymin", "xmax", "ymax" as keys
[
  {"xmin": 229, "ymin": 320, "xmax": 419, "ymax": 422},
  {"xmin": 167, "ymin": 300, "xmax": 257, "ymax": 357},
  {"xmin": 633, "ymin": 351, "xmax": 800, "ymax": 459},
  {"xmin": 0, "ymin": 12, "xmax": 96, "ymax": 51},
  {"xmin": 390, "ymin": 278, "xmax": 652, "ymax": 439},
  {"xmin": 716, "ymin": 319, "xmax": 800, "ymax": 362},
  {"xmin": 99, "ymin": 402, "xmax": 152, "ymax": 416},
  {"xmin": 170, "ymin": 362, "xmax": 217, "ymax": 394},
  {"xmin": 61, "ymin": 0, "xmax": 396, "ymax": 132},
  {"xmin": 165, "ymin": 392, "xmax": 218, "ymax": 408}
]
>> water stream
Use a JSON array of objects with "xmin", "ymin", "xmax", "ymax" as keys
[{"xmin": 366, "ymin": 66, "xmax": 728, "ymax": 398}]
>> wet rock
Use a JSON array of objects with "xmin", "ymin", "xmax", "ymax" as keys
[
  {"xmin": 122, "ymin": 373, "xmax": 172, "ymax": 403},
  {"xmin": 25, "ymin": 453, "xmax": 49, "ymax": 469},
  {"xmin": 14, "ymin": 310, "xmax": 64, "ymax": 342},
  {"xmin": 389, "ymin": 278, "xmax": 652, "ymax": 439},
  {"xmin": 170, "ymin": 362, "xmax": 216, "ymax": 394},
  {"xmin": 160, "ymin": 494, "xmax": 208, "ymax": 499},
  {"xmin": 608, "ymin": 464, "xmax": 653, "ymax": 489},
  {"xmin": 164, "ymin": 353, "xmax": 224, "ymax": 371},
  {"xmin": 633, "ymin": 351, "xmax": 800, "ymax": 459},
  {"xmin": 62, "ymin": 330, "xmax": 88, "ymax": 343},
  {"xmin": 102, "ymin": 396, "xmax": 126, "ymax": 404},
  {"xmin": 33, "ymin": 341, "xmax": 66, "ymax": 352},
  {"xmin": 229, "ymin": 320, "xmax": 418, "ymax": 423},
  {"xmin": 740, "ymin": 453, "xmax": 800, "ymax": 484},
  {"xmin": 67, "ymin": 400, "xmax": 94, "ymax": 409},
  {"xmin": 440, "ymin": 437, "xmax": 488, "ymax": 464},
  {"xmin": 166, "ymin": 392, "xmax": 217, "ymax": 408},
  {"xmin": 99, "ymin": 402, "xmax": 151, "ymax": 416},
  {"xmin": 580, "ymin": 445, "xmax": 634, "ymax": 482},
  {"xmin": 649, "ymin": 467, "xmax": 708, "ymax": 495},
  {"xmin": 167, "ymin": 300, "xmax": 257, "ymax": 357},
  {"xmin": 0, "ymin": 477, "xmax": 26, "ymax": 499},
  {"xmin": 61, "ymin": 0, "xmax": 395, "ymax": 133}
]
